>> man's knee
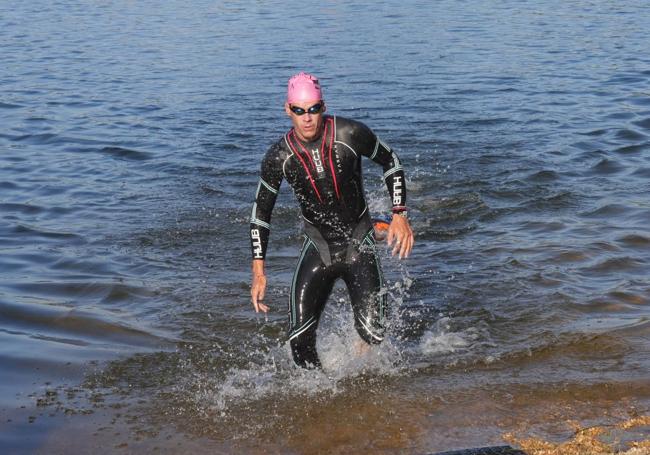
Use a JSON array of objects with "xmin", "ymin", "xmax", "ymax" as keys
[{"xmin": 354, "ymin": 315, "xmax": 385, "ymax": 345}]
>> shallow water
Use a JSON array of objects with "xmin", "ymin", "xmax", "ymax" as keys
[{"xmin": 1, "ymin": 0, "xmax": 650, "ymax": 453}]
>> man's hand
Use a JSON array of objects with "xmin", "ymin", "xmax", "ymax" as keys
[
  {"xmin": 251, "ymin": 260, "xmax": 270, "ymax": 313},
  {"xmin": 386, "ymin": 214, "xmax": 414, "ymax": 259}
]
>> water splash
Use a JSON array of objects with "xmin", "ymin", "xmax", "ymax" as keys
[
  {"xmin": 419, "ymin": 317, "xmax": 483, "ymax": 355},
  {"xmin": 162, "ymin": 262, "xmax": 419, "ymax": 437}
]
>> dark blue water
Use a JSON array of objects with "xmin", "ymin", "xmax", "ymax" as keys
[{"xmin": 2, "ymin": 1, "xmax": 650, "ymax": 453}]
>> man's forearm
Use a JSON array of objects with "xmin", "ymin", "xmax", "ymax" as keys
[{"xmin": 252, "ymin": 259, "xmax": 265, "ymax": 276}]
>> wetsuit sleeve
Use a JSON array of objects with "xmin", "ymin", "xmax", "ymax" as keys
[
  {"xmin": 250, "ymin": 146, "xmax": 283, "ymax": 259},
  {"xmin": 355, "ymin": 122, "xmax": 407, "ymax": 211}
]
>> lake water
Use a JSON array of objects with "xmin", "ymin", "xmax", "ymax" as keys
[{"xmin": 1, "ymin": 1, "xmax": 649, "ymax": 453}]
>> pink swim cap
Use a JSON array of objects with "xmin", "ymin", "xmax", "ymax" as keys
[{"xmin": 287, "ymin": 72, "xmax": 323, "ymax": 104}]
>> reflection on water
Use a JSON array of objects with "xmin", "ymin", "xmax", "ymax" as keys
[{"xmin": 2, "ymin": 0, "xmax": 650, "ymax": 453}]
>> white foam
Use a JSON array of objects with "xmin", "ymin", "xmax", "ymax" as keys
[
  {"xmin": 317, "ymin": 297, "xmax": 403, "ymax": 379},
  {"xmin": 419, "ymin": 317, "xmax": 482, "ymax": 355}
]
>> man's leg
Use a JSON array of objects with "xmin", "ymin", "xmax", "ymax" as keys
[
  {"xmin": 344, "ymin": 235, "xmax": 387, "ymax": 346},
  {"xmin": 289, "ymin": 238, "xmax": 335, "ymax": 368}
]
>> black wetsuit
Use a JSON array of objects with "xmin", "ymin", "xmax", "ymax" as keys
[{"xmin": 250, "ymin": 115, "xmax": 406, "ymax": 368}]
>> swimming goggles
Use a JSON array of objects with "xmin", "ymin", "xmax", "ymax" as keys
[{"xmin": 289, "ymin": 102, "xmax": 324, "ymax": 116}]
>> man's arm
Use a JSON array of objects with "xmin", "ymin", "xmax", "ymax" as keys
[
  {"xmin": 249, "ymin": 146, "xmax": 283, "ymax": 312},
  {"xmin": 355, "ymin": 122, "xmax": 414, "ymax": 258}
]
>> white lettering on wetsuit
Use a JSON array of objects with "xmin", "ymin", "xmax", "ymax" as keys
[
  {"xmin": 393, "ymin": 175, "xmax": 403, "ymax": 206},
  {"xmin": 251, "ymin": 228, "xmax": 263, "ymax": 259},
  {"xmin": 311, "ymin": 148, "xmax": 324, "ymax": 174}
]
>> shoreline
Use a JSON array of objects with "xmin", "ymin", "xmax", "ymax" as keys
[{"xmin": 3, "ymin": 356, "xmax": 648, "ymax": 455}]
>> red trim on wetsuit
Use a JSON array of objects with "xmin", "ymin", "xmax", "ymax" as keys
[
  {"xmin": 291, "ymin": 123, "xmax": 328, "ymax": 174},
  {"xmin": 292, "ymin": 129, "xmax": 317, "ymax": 170},
  {"xmin": 319, "ymin": 120, "xmax": 329, "ymax": 174},
  {"xmin": 286, "ymin": 130, "xmax": 323, "ymax": 203},
  {"xmin": 326, "ymin": 118, "xmax": 340, "ymax": 199}
]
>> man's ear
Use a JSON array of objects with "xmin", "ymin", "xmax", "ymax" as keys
[{"xmin": 284, "ymin": 102, "xmax": 292, "ymax": 117}]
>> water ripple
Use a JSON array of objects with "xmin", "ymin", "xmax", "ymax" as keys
[
  {"xmin": 0, "ymin": 299, "xmax": 169, "ymax": 348},
  {"xmin": 0, "ymin": 101, "xmax": 23, "ymax": 109},
  {"xmin": 99, "ymin": 146, "xmax": 152, "ymax": 161},
  {"xmin": 618, "ymin": 234, "xmax": 650, "ymax": 247}
]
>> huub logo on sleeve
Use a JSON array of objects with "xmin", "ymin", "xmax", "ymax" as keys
[
  {"xmin": 393, "ymin": 175, "xmax": 403, "ymax": 205},
  {"xmin": 251, "ymin": 228, "xmax": 263, "ymax": 258}
]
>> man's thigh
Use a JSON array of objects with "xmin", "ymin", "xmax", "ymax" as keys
[
  {"xmin": 289, "ymin": 239, "xmax": 335, "ymax": 331},
  {"xmin": 344, "ymin": 245, "xmax": 387, "ymax": 343}
]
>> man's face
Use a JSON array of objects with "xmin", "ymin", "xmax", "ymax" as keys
[{"xmin": 285, "ymin": 99, "xmax": 326, "ymax": 142}]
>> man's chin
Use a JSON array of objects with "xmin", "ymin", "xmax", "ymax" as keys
[{"xmin": 299, "ymin": 130, "xmax": 316, "ymax": 141}]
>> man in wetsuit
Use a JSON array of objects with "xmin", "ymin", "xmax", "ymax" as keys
[{"xmin": 250, "ymin": 72, "xmax": 414, "ymax": 369}]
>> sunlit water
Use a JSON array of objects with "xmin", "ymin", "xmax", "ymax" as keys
[{"xmin": 1, "ymin": 1, "xmax": 650, "ymax": 453}]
